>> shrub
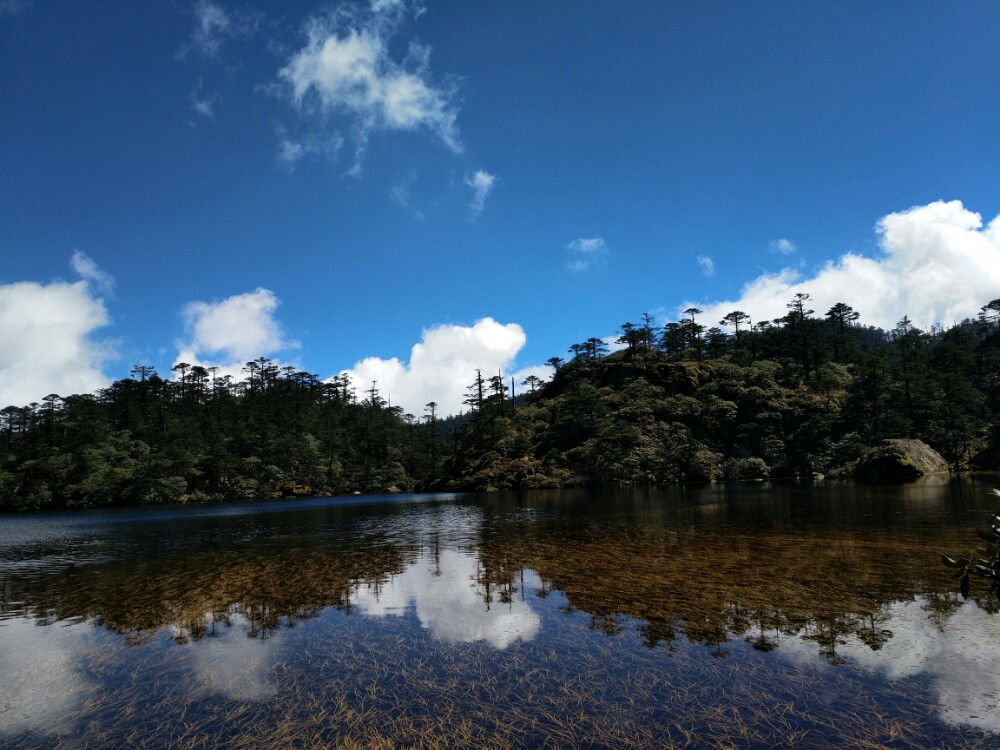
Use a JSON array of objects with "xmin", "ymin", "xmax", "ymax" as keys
[{"xmin": 720, "ymin": 457, "xmax": 770, "ymax": 481}]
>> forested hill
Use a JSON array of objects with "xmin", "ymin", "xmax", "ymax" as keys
[
  {"xmin": 2, "ymin": 297, "xmax": 999, "ymax": 510},
  {"xmin": 445, "ymin": 300, "xmax": 1000, "ymax": 490}
]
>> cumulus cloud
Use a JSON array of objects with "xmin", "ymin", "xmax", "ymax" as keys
[
  {"xmin": 511, "ymin": 363, "xmax": 554, "ymax": 396},
  {"xmin": 769, "ymin": 238, "xmax": 797, "ymax": 255},
  {"xmin": 566, "ymin": 236, "xmax": 608, "ymax": 272},
  {"xmin": 697, "ymin": 255, "xmax": 715, "ymax": 277},
  {"xmin": 465, "ymin": 170, "xmax": 497, "ymax": 216},
  {"xmin": 353, "ymin": 549, "xmax": 541, "ymax": 649},
  {"xmin": 0, "ymin": 257, "xmax": 115, "ymax": 408},
  {"xmin": 682, "ymin": 201, "xmax": 1000, "ymax": 331},
  {"xmin": 277, "ymin": 0, "xmax": 461, "ymax": 173},
  {"xmin": 340, "ymin": 317, "xmax": 533, "ymax": 416},
  {"xmin": 175, "ymin": 288, "xmax": 299, "ymax": 377}
]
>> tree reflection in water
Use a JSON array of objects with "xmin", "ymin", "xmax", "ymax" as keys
[{"xmin": 2, "ymin": 482, "xmax": 999, "ymax": 747}]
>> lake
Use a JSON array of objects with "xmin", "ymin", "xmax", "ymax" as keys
[{"xmin": 2, "ymin": 478, "xmax": 999, "ymax": 749}]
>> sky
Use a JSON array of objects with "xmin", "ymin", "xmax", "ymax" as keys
[{"xmin": 1, "ymin": 0, "xmax": 998, "ymax": 415}]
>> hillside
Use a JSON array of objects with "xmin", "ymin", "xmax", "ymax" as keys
[{"xmin": 2, "ymin": 299, "xmax": 999, "ymax": 509}]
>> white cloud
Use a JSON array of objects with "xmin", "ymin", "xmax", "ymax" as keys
[
  {"xmin": 371, "ymin": 0, "xmax": 409, "ymax": 14},
  {"xmin": 178, "ymin": 1, "xmax": 231, "ymax": 58},
  {"xmin": 389, "ymin": 171, "xmax": 424, "ymax": 218},
  {"xmin": 70, "ymin": 249, "xmax": 115, "ymax": 296},
  {"xmin": 769, "ymin": 238, "xmax": 797, "ymax": 255},
  {"xmin": 278, "ymin": 139, "xmax": 306, "ymax": 164},
  {"xmin": 682, "ymin": 201, "xmax": 1000, "ymax": 330},
  {"xmin": 510, "ymin": 363, "xmax": 554, "ymax": 395},
  {"xmin": 178, "ymin": 0, "xmax": 257, "ymax": 59},
  {"xmin": 177, "ymin": 3, "xmax": 261, "ymax": 123},
  {"xmin": 697, "ymin": 255, "xmax": 715, "ymax": 277},
  {"xmin": 465, "ymin": 170, "xmax": 497, "ymax": 216},
  {"xmin": 277, "ymin": 133, "xmax": 344, "ymax": 168},
  {"xmin": 566, "ymin": 236, "xmax": 608, "ymax": 272},
  {"xmin": 603, "ymin": 333, "xmax": 628, "ymax": 354},
  {"xmin": 568, "ymin": 237, "xmax": 604, "ymax": 254},
  {"xmin": 277, "ymin": 1, "xmax": 461, "ymax": 172},
  {"xmin": 176, "ymin": 288, "xmax": 299, "ymax": 377},
  {"xmin": 189, "ymin": 87, "xmax": 220, "ymax": 120},
  {"xmin": 340, "ymin": 317, "xmax": 530, "ymax": 416},
  {"xmin": 352, "ymin": 549, "xmax": 541, "ymax": 649},
  {"xmin": 0, "ymin": 258, "xmax": 115, "ymax": 408}
]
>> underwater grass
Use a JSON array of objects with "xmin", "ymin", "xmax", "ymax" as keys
[
  {"xmin": 3, "ymin": 491, "xmax": 997, "ymax": 749},
  {"xmin": 31, "ymin": 614, "xmax": 992, "ymax": 750}
]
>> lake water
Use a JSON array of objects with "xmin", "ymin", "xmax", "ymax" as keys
[{"xmin": 2, "ymin": 478, "xmax": 999, "ymax": 749}]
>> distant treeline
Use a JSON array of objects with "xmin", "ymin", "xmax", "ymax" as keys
[{"xmin": 2, "ymin": 295, "xmax": 999, "ymax": 509}]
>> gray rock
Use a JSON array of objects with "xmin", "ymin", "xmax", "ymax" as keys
[{"xmin": 854, "ymin": 439, "xmax": 949, "ymax": 483}]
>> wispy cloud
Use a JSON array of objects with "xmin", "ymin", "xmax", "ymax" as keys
[
  {"xmin": 277, "ymin": 0, "xmax": 461, "ymax": 174},
  {"xmin": 189, "ymin": 83, "xmax": 221, "ymax": 120},
  {"xmin": 682, "ymin": 200, "xmax": 1000, "ymax": 331},
  {"xmin": 0, "ymin": 0, "xmax": 31, "ymax": 15},
  {"xmin": 390, "ymin": 172, "xmax": 424, "ymax": 218},
  {"xmin": 697, "ymin": 255, "xmax": 715, "ymax": 276},
  {"xmin": 769, "ymin": 238, "xmax": 797, "ymax": 255},
  {"xmin": 178, "ymin": 1, "xmax": 231, "ymax": 59},
  {"xmin": 70, "ymin": 250, "xmax": 115, "ymax": 296},
  {"xmin": 465, "ymin": 170, "xmax": 496, "ymax": 217},
  {"xmin": 178, "ymin": 0, "xmax": 257, "ymax": 60},
  {"xmin": 566, "ymin": 237, "xmax": 608, "ymax": 272},
  {"xmin": 277, "ymin": 133, "xmax": 344, "ymax": 169},
  {"xmin": 177, "ymin": 2, "xmax": 261, "ymax": 123}
]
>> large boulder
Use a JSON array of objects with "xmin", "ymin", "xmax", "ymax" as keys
[{"xmin": 854, "ymin": 439, "xmax": 949, "ymax": 483}]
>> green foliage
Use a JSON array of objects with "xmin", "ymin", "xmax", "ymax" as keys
[
  {"xmin": 3, "ymin": 296, "xmax": 999, "ymax": 508},
  {"xmin": 0, "ymin": 363, "xmax": 447, "ymax": 510},
  {"xmin": 942, "ymin": 489, "xmax": 1000, "ymax": 600},
  {"xmin": 720, "ymin": 456, "xmax": 770, "ymax": 481},
  {"xmin": 446, "ymin": 298, "xmax": 999, "ymax": 490}
]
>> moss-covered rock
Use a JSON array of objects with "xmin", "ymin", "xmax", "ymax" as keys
[{"xmin": 853, "ymin": 439, "xmax": 948, "ymax": 483}]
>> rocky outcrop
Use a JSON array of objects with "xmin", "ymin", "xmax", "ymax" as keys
[{"xmin": 853, "ymin": 439, "xmax": 949, "ymax": 483}]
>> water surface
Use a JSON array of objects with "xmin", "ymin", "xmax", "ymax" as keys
[{"xmin": 2, "ymin": 478, "xmax": 999, "ymax": 748}]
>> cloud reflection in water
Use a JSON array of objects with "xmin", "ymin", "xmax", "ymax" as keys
[
  {"xmin": 0, "ymin": 618, "xmax": 99, "ymax": 736},
  {"xmin": 777, "ymin": 597, "xmax": 1000, "ymax": 733},
  {"xmin": 173, "ymin": 612, "xmax": 283, "ymax": 702},
  {"xmin": 352, "ymin": 550, "xmax": 541, "ymax": 649}
]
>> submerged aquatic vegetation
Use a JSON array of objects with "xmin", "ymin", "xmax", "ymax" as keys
[
  {"xmin": 942, "ymin": 489, "xmax": 1000, "ymax": 599},
  {"xmin": 3, "ymin": 484, "xmax": 1000, "ymax": 748}
]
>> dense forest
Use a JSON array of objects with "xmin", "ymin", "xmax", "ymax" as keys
[{"xmin": 2, "ymin": 294, "xmax": 999, "ymax": 510}]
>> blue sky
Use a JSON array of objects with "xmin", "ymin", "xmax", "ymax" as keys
[{"xmin": 2, "ymin": 0, "xmax": 998, "ymax": 414}]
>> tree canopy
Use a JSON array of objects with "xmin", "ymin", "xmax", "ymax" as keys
[{"xmin": 3, "ymin": 296, "xmax": 999, "ymax": 509}]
